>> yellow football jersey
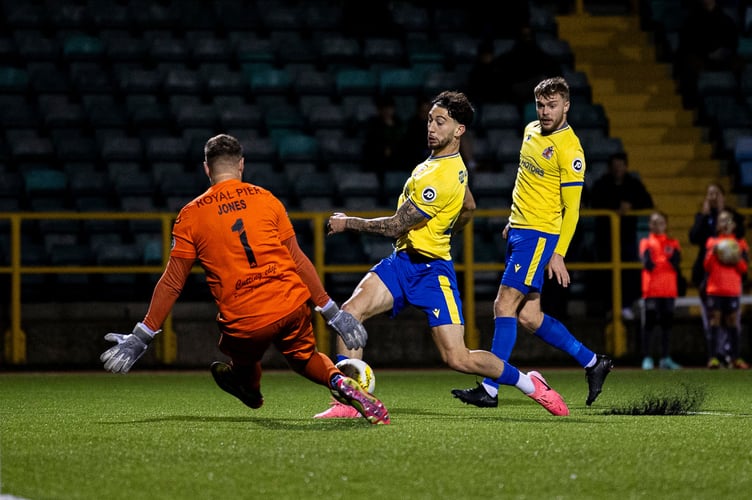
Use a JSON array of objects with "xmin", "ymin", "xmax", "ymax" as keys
[
  {"xmin": 509, "ymin": 121, "xmax": 586, "ymax": 255},
  {"xmin": 395, "ymin": 153, "xmax": 468, "ymax": 260}
]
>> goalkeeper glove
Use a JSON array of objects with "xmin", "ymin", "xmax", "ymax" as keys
[
  {"xmin": 100, "ymin": 322, "xmax": 157, "ymax": 374},
  {"xmin": 316, "ymin": 300, "xmax": 368, "ymax": 350}
]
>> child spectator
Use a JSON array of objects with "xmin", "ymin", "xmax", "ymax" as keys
[
  {"xmin": 704, "ymin": 210, "xmax": 750, "ymax": 369},
  {"xmin": 639, "ymin": 211, "xmax": 682, "ymax": 370}
]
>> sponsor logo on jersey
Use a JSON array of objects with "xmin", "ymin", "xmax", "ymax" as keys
[
  {"xmin": 514, "ymin": 263, "xmax": 521, "ymax": 272},
  {"xmin": 572, "ymin": 158, "xmax": 584, "ymax": 173},
  {"xmin": 432, "ymin": 309, "xmax": 441, "ymax": 318},
  {"xmin": 422, "ymin": 187, "xmax": 437, "ymax": 203}
]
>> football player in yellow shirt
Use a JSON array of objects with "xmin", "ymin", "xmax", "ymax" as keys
[
  {"xmin": 315, "ymin": 90, "xmax": 569, "ymax": 418},
  {"xmin": 452, "ymin": 77, "xmax": 613, "ymax": 408}
]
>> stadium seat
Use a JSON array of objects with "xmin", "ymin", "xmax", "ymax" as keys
[
  {"xmin": 479, "ymin": 103, "xmax": 522, "ymax": 130},
  {"xmin": 335, "ymin": 68, "xmax": 378, "ymax": 95},
  {"xmin": 735, "ymin": 136, "xmax": 752, "ymax": 163},
  {"xmin": 62, "ymin": 34, "xmax": 105, "ymax": 61},
  {"xmin": 276, "ymin": 134, "xmax": 320, "ymax": 162},
  {"xmin": 319, "ymin": 36, "xmax": 361, "ymax": 66},
  {"xmin": 378, "ymin": 68, "xmax": 423, "ymax": 95}
]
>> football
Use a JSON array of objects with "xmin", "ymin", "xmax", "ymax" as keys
[
  {"xmin": 715, "ymin": 238, "xmax": 740, "ymax": 265},
  {"xmin": 336, "ymin": 358, "xmax": 376, "ymax": 393}
]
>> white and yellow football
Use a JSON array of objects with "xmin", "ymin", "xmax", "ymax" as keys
[
  {"xmin": 336, "ymin": 358, "xmax": 376, "ymax": 393},
  {"xmin": 715, "ymin": 238, "xmax": 740, "ymax": 265}
]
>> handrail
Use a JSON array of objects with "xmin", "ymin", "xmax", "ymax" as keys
[{"xmin": 1, "ymin": 208, "xmax": 677, "ymax": 364}]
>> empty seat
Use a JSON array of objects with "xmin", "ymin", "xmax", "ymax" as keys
[
  {"xmin": 22, "ymin": 168, "xmax": 68, "ymax": 196},
  {"xmin": 163, "ymin": 67, "xmax": 201, "ymax": 94},
  {"xmin": 378, "ymin": 68, "xmax": 423, "ymax": 95},
  {"xmin": 0, "ymin": 66, "xmax": 29, "ymax": 93},
  {"xmin": 62, "ymin": 34, "xmax": 105, "ymax": 61},
  {"xmin": 249, "ymin": 67, "xmax": 292, "ymax": 95},
  {"xmin": 696, "ymin": 70, "xmax": 739, "ymax": 97},
  {"xmin": 97, "ymin": 243, "xmax": 142, "ymax": 265},
  {"xmin": 336, "ymin": 172, "xmax": 379, "ymax": 197},
  {"xmin": 479, "ymin": 103, "xmax": 522, "ymax": 130},
  {"xmin": 735, "ymin": 136, "xmax": 752, "ymax": 163},
  {"xmin": 144, "ymin": 136, "xmax": 188, "ymax": 162},
  {"xmin": 116, "ymin": 67, "xmax": 163, "ymax": 93},
  {"xmin": 336, "ymin": 68, "xmax": 378, "ymax": 95},
  {"xmin": 293, "ymin": 172, "xmax": 335, "ymax": 198},
  {"xmin": 276, "ymin": 134, "xmax": 320, "ymax": 162},
  {"xmin": 319, "ymin": 36, "xmax": 361, "ymax": 65},
  {"xmin": 306, "ymin": 103, "xmax": 347, "ymax": 129},
  {"xmin": 100, "ymin": 136, "xmax": 143, "ymax": 161},
  {"xmin": 293, "ymin": 68, "xmax": 335, "ymax": 96},
  {"xmin": 362, "ymin": 38, "xmax": 404, "ymax": 64}
]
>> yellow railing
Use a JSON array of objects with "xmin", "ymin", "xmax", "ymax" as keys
[{"xmin": 2, "ymin": 209, "xmax": 637, "ymax": 365}]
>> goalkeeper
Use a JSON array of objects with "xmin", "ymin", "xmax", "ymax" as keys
[{"xmin": 100, "ymin": 134, "xmax": 389, "ymax": 425}]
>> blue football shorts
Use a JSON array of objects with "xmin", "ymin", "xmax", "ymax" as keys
[
  {"xmin": 501, "ymin": 227, "xmax": 559, "ymax": 295},
  {"xmin": 371, "ymin": 250, "xmax": 464, "ymax": 327}
]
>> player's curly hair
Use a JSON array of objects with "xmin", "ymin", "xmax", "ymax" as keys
[
  {"xmin": 431, "ymin": 90, "xmax": 475, "ymax": 126},
  {"xmin": 204, "ymin": 134, "xmax": 243, "ymax": 166},
  {"xmin": 534, "ymin": 77, "xmax": 570, "ymax": 102}
]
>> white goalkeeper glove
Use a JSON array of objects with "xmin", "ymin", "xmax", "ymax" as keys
[
  {"xmin": 100, "ymin": 322, "xmax": 158, "ymax": 374},
  {"xmin": 316, "ymin": 300, "xmax": 368, "ymax": 350}
]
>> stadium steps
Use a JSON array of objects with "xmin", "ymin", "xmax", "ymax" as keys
[{"xmin": 556, "ymin": 13, "xmax": 733, "ymax": 286}]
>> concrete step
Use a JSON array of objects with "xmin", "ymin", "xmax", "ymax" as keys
[
  {"xmin": 607, "ymin": 109, "xmax": 694, "ymax": 127},
  {"xmin": 591, "ymin": 78, "xmax": 677, "ymax": 95},
  {"xmin": 571, "ymin": 45, "xmax": 656, "ymax": 64},
  {"xmin": 628, "ymin": 158, "xmax": 723, "ymax": 176},
  {"xmin": 557, "ymin": 14, "xmax": 641, "ymax": 34},
  {"xmin": 610, "ymin": 125, "xmax": 704, "ymax": 145},
  {"xmin": 643, "ymin": 176, "xmax": 718, "ymax": 194},
  {"xmin": 581, "ymin": 63, "xmax": 673, "ymax": 81},
  {"xmin": 652, "ymin": 193, "xmax": 704, "ymax": 213},
  {"xmin": 620, "ymin": 142, "xmax": 713, "ymax": 160},
  {"xmin": 598, "ymin": 93, "xmax": 683, "ymax": 111}
]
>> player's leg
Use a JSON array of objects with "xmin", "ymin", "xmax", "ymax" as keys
[
  {"xmin": 433, "ymin": 324, "xmax": 568, "ymax": 416},
  {"xmin": 211, "ymin": 331, "xmax": 269, "ymax": 409},
  {"xmin": 657, "ymin": 298, "xmax": 681, "ymax": 369},
  {"xmin": 314, "ymin": 270, "xmax": 394, "ymax": 419},
  {"xmin": 277, "ymin": 304, "xmax": 390, "ymax": 424}
]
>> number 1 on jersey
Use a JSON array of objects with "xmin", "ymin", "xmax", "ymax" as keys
[{"xmin": 231, "ymin": 218, "xmax": 257, "ymax": 268}]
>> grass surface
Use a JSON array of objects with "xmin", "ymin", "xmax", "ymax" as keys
[{"xmin": 1, "ymin": 368, "xmax": 751, "ymax": 499}]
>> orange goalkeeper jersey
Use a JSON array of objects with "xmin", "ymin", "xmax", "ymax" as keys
[{"xmin": 170, "ymin": 178, "xmax": 311, "ymax": 334}]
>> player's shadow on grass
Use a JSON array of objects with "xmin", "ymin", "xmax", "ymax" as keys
[{"xmin": 102, "ymin": 415, "xmax": 385, "ymax": 431}]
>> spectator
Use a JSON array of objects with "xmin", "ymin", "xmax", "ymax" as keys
[
  {"xmin": 493, "ymin": 25, "xmax": 563, "ymax": 103},
  {"xmin": 466, "ymin": 39, "xmax": 504, "ymax": 105},
  {"xmin": 703, "ymin": 210, "xmax": 749, "ymax": 369},
  {"xmin": 362, "ymin": 94, "xmax": 407, "ymax": 184},
  {"xmin": 398, "ymin": 95, "xmax": 432, "ymax": 168},
  {"xmin": 689, "ymin": 182, "xmax": 746, "ymax": 292},
  {"xmin": 589, "ymin": 151, "xmax": 654, "ymax": 320},
  {"xmin": 676, "ymin": 0, "xmax": 741, "ymax": 106},
  {"xmin": 639, "ymin": 211, "xmax": 682, "ymax": 370}
]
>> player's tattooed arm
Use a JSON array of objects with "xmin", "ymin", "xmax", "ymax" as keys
[{"xmin": 327, "ymin": 201, "xmax": 426, "ymax": 238}]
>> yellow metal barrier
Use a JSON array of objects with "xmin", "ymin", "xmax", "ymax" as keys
[{"xmin": 2, "ymin": 209, "xmax": 646, "ymax": 365}]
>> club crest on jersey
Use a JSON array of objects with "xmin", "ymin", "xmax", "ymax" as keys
[
  {"xmin": 542, "ymin": 146, "xmax": 554, "ymax": 160},
  {"xmin": 421, "ymin": 187, "xmax": 437, "ymax": 202},
  {"xmin": 572, "ymin": 158, "xmax": 584, "ymax": 173}
]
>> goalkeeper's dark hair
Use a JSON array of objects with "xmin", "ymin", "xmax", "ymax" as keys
[
  {"xmin": 431, "ymin": 90, "xmax": 475, "ymax": 126},
  {"xmin": 205, "ymin": 134, "xmax": 243, "ymax": 167},
  {"xmin": 534, "ymin": 77, "xmax": 570, "ymax": 102}
]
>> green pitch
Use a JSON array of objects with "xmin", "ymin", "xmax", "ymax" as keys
[{"xmin": 1, "ymin": 368, "xmax": 751, "ymax": 499}]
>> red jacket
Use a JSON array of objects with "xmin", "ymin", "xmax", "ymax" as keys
[
  {"xmin": 704, "ymin": 235, "xmax": 749, "ymax": 297},
  {"xmin": 640, "ymin": 233, "xmax": 681, "ymax": 298}
]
